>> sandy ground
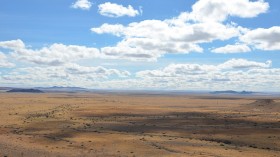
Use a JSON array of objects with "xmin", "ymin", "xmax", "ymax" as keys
[{"xmin": 0, "ymin": 93, "xmax": 279, "ymax": 157}]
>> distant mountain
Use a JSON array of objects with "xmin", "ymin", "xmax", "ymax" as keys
[
  {"xmin": 7, "ymin": 88, "xmax": 44, "ymax": 93},
  {"xmin": 0, "ymin": 87, "xmax": 14, "ymax": 91},
  {"xmin": 210, "ymin": 90, "xmax": 255, "ymax": 95},
  {"xmin": 35, "ymin": 86, "xmax": 88, "ymax": 92}
]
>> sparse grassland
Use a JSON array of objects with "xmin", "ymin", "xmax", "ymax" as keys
[{"xmin": 0, "ymin": 93, "xmax": 279, "ymax": 157}]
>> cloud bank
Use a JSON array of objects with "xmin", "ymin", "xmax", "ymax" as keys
[{"xmin": 0, "ymin": 0, "xmax": 279, "ymax": 91}]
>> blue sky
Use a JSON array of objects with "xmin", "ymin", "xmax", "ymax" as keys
[{"xmin": 0, "ymin": 0, "xmax": 280, "ymax": 91}]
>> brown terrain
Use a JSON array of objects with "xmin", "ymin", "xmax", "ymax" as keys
[{"xmin": 0, "ymin": 92, "xmax": 279, "ymax": 157}]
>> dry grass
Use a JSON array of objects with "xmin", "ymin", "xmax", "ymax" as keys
[{"xmin": 0, "ymin": 93, "xmax": 279, "ymax": 157}]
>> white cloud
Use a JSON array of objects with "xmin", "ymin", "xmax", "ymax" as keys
[
  {"xmin": 91, "ymin": 23, "xmax": 125, "ymax": 37},
  {"xmin": 212, "ymin": 44, "xmax": 251, "ymax": 53},
  {"xmin": 0, "ymin": 52, "xmax": 14, "ymax": 68},
  {"xmin": 98, "ymin": 2, "xmax": 139, "ymax": 17},
  {"xmin": 188, "ymin": 0, "xmax": 269, "ymax": 22},
  {"xmin": 137, "ymin": 63, "xmax": 217, "ymax": 78},
  {"xmin": 91, "ymin": 20, "xmax": 241, "ymax": 61},
  {"xmin": 71, "ymin": 0, "xmax": 92, "ymax": 10},
  {"xmin": 65, "ymin": 63, "xmax": 130, "ymax": 78},
  {"xmin": 1, "ymin": 64, "xmax": 130, "ymax": 87},
  {"xmin": 136, "ymin": 67, "xmax": 280, "ymax": 91},
  {"xmin": 134, "ymin": 59, "xmax": 279, "ymax": 91},
  {"xmin": 0, "ymin": 39, "xmax": 25, "ymax": 51},
  {"xmin": 92, "ymin": 20, "xmax": 240, "ymax": 42},
  {"xmin": 1, "ymin": 56, "xmax": 279, "ymax": 91},
  {"xmin": 218, "ymin": 58, "xmax": 271, "ymax": 69},
  {"xmin": 90, "ymin": 0, "xmax": 271, "ymax": 61},
  {"xmin": 0, "ymin": 40, "xmax": 100, "ymax": 66},
  {"xmin": 136, "ymin": 59, "xmax": 272, "ymax": 78},
  {"xmin": 89, "ymin": 0, "xmax": 273, "ymax": 61},
  {"xmin": 100, "ymin": 37, "xmax": 203, "ymax": 61},
  {"xmin": 240, "ymin": 26, "xmax": 280, "ymax": 51}
]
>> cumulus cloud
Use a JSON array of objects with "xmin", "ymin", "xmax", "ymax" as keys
[
  {"xmin": 91, "ymin": 23, "xmax": 125, "ymax": 37},
  {"xmin": 65, "ymin": 63, "xmax": 130, "ymax": 77},
  {"xmin": 212, "ymin": 44, "xmax": 251, "ymax": 53},
  {"xmin": 134, "ymin": 59, "xmax": 279, "ymax": 91},
  {"xmin": 92, "ymin": 20, "xmax": 240, "ymax": 42},
  {"xmin": 137, "ymin": 59, "xmax": 272, "ymax": 78},
  {"xmin": 1, "ymin": 64, "xmax": 130, "ymax": 87},
  {"xmin": 187, "ymin": 0, "xmax": 269, "ymax": 22},
  {"xmin": 1, "ymin": 0, "xmax": 278, "ymax": 91},
  {"xmin": 1, "ymin": 57, "xmax": 279, "ymax": 91},
  {"xmin": 98, "ymin": 2, "xmax": 139, "ymax": 17},
  {"xmin": 218, "ymin": 58, "xmax": 271, "ymax": 69},
  {"xmin": 0, "ymin": 52, "xmax": 14, "ymax": 68},
  {"xmin": 91, "ymin": 0, "xmax": 270, "ymax": 61},
  {"xmin": 91, "ymin": 19, "xmax": 241, "ymax": 61},
  {"xmin": 137, "ymin": 63, "xmax": 217, "ymax": 78},
  {"xmin": 100, "ymin": 37, "xmax": 203, "ymax": 61},
  {"xmin": 240, "ymin": 26, "xmax": 280, "ymax": 50},
  {"xmin": 0, "ymin": 39, "xmax": 100, "ymax": 66},
  {"xmin": 89, "ymin": 0, "xmax": 274, "ymax": 61},
  {"xmin": 0, "ymin": 39, "xmax": 25, "ymax": 51},
  {"xmin": 71, "ymin": 0, "xmax": 92, "ymax": 10}
]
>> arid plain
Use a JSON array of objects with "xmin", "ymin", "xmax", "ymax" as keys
[{"xmin": 0, "ymin": 92, "xmax": 279, "ymax": 157}]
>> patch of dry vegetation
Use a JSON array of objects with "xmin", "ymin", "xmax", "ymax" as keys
[{"xmin": 0, "ymin": 93, "xmax": 279, "ymax": 157}]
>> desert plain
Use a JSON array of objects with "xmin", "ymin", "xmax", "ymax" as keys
[{"xmin": 0, "ymin": 92, "xmax": 279, "ymax": 157}]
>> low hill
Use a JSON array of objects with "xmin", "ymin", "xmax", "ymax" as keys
[
  {"xmin": 210, "ymin": 90, "xmax": 254, "ymax": 95},
  {"xmin": 242, "ymin": 99, "xmax": 280, "ymax": 112},
  {"xmin": 7, "ymin": 88, "xmax": 44, "ymax": 93}
]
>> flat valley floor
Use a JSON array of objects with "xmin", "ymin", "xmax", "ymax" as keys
[{"xmin": 0, "ymin": 93, "xmax": 279, "ymax": 157}]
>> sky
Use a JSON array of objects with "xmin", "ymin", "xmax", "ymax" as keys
[{"xmin": 0, "ymin": 0, "xmax": 280, "ymax": 91}]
